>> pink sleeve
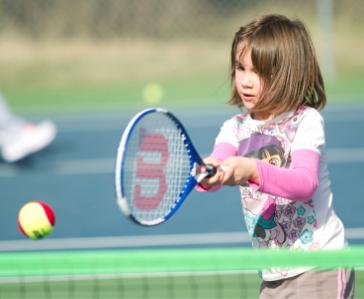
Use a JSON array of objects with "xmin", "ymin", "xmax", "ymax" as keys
[
  {"xmin": 255, "ymin": 149, "xmax": 319, "ymax": 202},
  {"xmin": 195, "ymin": 143, "xmax": 238, "ymax": 192}
]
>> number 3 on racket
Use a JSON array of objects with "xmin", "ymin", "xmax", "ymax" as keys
[{"xmin": 115, "ymin": 108, "xmax": 216, "ymax": 226}]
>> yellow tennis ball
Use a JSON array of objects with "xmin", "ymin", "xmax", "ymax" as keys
[
  {"xmin": 17, "ymin": 201, "xmax": 55, "ymax": 240},
  {"xmin": 142, "ymin": 83, "xmax": 164, "ymax": 104}
]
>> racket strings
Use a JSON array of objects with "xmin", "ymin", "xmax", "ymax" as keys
[{"xmin": 123, "ymin": 114, "xmax": 192, "ymax": 223}]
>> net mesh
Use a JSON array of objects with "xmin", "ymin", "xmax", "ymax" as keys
[
  {"xmin": 0, "ymin": 247, "xmax": 363, "ymax": 299},
  {"xmin": 122, "ymin": 112, "xmax": 191, "ymax": 223}
]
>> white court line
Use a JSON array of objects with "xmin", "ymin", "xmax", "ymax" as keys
[
  {"xmin": 0, "ymin": 228, "xmax": 363, "ymax": 252},
  {"xmin": 0, "ymin": 232, "xmax": 250, "ymax": 251},
  {"xmin": 55, "ymin": 147, "xmax": 364, "ymax": 175},
  {"xmin": 327, "ymin": 148, "xmax": 364, "ymax": 163},
  {"xmin": 57, "ymin": 158, "xmax": 114, "ymax": 174}
]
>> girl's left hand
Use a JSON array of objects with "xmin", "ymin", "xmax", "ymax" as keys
[{"xmin": 219, "ymin": 156, "xmax": 260, "ymax": 186}]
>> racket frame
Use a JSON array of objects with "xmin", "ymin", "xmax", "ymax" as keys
[{"xmin": 115, "ymin": 108, "xmax": 207, "ymax": 226}]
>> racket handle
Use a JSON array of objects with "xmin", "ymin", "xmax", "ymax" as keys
[{"xmin": 205, "ymin": 164, "xmax": 217, "ymax": 178}]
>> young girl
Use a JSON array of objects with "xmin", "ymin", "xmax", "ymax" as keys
[{"xmin": 198, "ymin": 14, "xmax": 355, "ymax": 298}]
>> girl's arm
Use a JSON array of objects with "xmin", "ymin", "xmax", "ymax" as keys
[
  {"xmin": 198, "ymin": 148, "xmax": 319, "ymax": 202},
  {"xmin": 217, "ymin": 149, "xmax": 319, "ymax": 202},
  {"xmin": 254, "ymin": 149, "xmax": 319, "ymax": 202}
]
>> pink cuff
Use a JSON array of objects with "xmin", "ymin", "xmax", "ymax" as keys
[{"xmin": 195, "ymin": 183, "xmax": 222, "ymax": 192}]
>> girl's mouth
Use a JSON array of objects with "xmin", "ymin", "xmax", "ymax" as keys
[{"xmin": 243, "ymin": 93, "xmax": 255, "ymax": 101}]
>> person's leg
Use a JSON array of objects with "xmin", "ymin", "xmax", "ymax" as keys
[{"xmin": 0, "ymin": 92, "xmax": 24, "ymax": 129}]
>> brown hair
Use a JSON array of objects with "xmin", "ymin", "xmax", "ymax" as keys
[{"xmin": 228, "ymin": 14, "xmax": 326, "ymax": 115}]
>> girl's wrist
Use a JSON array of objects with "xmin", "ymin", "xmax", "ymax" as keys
[{"xmin": 247, "ymin": 158, "xmax": 260, "ymax": 185}]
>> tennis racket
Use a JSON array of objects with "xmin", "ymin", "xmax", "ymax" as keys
[{"xmin": 115, "ymin": 108, "xmax": 215, "ymax": 226}]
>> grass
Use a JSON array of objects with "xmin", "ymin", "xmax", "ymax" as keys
[
  {"xmin": 2, "ymin": 71, "xmax": 363, "ymax": 116},
  {"xmin": 0, "ymin": 39, "xmax": 231, "ymax": 113},
  {"xmin": 0, "ymin": 74, "xmax": 230, "ymax": 114}
]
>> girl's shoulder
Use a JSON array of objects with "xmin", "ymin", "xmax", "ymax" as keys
[
  {"xmin": 222, "ymin": 107, "xmax": 324, "ymax": 130},
  {"xmin": 297, "ymin": 105, "xmax": 322, "ymax": 116},
  {"xmin": 294, "ymin": 106, "xmax": 324, "ymax": 125},
  {"xmin": 274, "ymin": 106, "xmax": 323, "ymax": 127}
]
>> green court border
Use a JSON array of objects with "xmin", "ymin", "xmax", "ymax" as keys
[{"xmin": 1, "ymin": 247, "xmax": 364, "ymax": 277}]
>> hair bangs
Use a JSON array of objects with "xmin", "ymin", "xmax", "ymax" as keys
[{"xmin": 249, "ymin": 31, "xmax": 279, "ymax": 80}]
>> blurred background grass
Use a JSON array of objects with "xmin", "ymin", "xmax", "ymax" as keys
[{"xmin": 0, "ymin": 0, "xmax": 363, "ymax": 114}]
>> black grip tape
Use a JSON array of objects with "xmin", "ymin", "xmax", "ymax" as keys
[{"xmin": 205, "ymin": 164, "xmax": 217, "ymax": 178}]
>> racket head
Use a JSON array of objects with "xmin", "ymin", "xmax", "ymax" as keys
[{"xmin": 115, "ymin": 108, "xmax": 204, "ymax": 226}]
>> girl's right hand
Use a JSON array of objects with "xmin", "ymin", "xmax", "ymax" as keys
[{"xmin": 199, "ymin": 156, "xmax": 223, "ymax": 187}]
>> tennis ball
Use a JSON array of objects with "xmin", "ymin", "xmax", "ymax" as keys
[
  {"xmin": 17, "ymin": 201, "xmax": 55, "ymax": 240},
  {"xmin": 143, "ymin": 83, "xmax": 164, "ymax": 104}
]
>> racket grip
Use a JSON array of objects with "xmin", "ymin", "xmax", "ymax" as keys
[{"xmin": 205, "ymin": 164, "xmax": 217, "ymax": 178}]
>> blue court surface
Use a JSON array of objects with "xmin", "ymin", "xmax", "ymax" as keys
[{"xmin": 0, "ymin": 104, "xmax": 363, "ymax": 251}]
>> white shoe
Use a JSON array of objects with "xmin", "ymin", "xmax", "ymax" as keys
[{"xmin": 0, "ymin": 120, "xmax": 57, "ymax": 162}]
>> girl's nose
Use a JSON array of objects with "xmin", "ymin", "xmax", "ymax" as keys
[{"xmin": 241, "ymin": 75, "xmax": 253, "ymax": 88}]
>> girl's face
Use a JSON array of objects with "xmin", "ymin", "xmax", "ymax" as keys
[{"xmin": 234, "ymin": 44, "xmax": 267, "ymax": 119}]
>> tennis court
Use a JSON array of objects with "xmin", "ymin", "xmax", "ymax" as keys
[
  {"xmin": 1, "ymin": 105, "xmax": 364, "ymax": 248},
  {"xmin": 0, "ymin": 105, "xmax": 364, "ymax": 298}
]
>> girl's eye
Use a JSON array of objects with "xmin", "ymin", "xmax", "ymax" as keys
[{"xmin": 235, "ymin": 64, "xmax": 244, "ymax": 71}]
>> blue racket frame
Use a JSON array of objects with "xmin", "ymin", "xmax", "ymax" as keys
[{"xmin": 115, "ymin": 108, "xmax": 209, "ymax": 226}]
